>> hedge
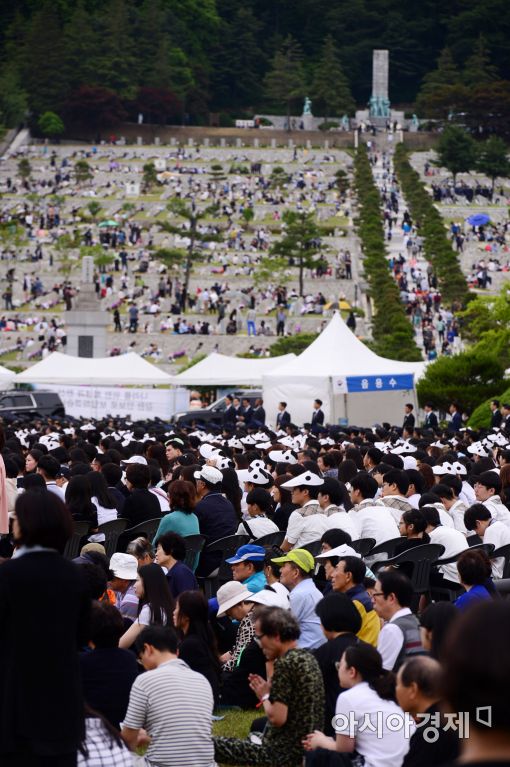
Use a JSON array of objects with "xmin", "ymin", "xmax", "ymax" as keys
[{"xmin": 354, "ymin": 146, "xmax": 422, "ymax": 361}]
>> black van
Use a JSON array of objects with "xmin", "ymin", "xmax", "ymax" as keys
[{"xmin": 0, "ymin": 391, "xmax": 66, "ymax": 420}]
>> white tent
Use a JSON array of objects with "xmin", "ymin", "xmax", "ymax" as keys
[
  {"xmin": 167, "ymin": 352, "xmax": 296, "ymax": 387},
  {"xmin": 262, "ymin": 313, "xmax": 425, "ymax": 427},
  {"xmin": 0, "ymin": 364, "xmax": 16, "ymax": 387},
  {"xmin": 15, "ymin": 352, "xmax": 173, "ymax": 386}
]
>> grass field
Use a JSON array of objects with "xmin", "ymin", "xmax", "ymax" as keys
[{"xmin": 213, "ymin": 708, "xmax": 258, "ymax": 739}]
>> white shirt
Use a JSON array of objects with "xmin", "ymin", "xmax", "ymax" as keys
[
  {"xmin": 285, "ymin": 506, "xmax": 329, "ymax": 548},
  {"xmin": 377, "ymin": 607, "xmax": 411, "ymax": 671},
  {"xmin": 406, "ymin": 493, "xmax": 421, "ymax": 509},
  {"xmin": 351, "ymin": 504, "xmax": 400, "ymax": 545},
  {"xmin": 46, "ymin": 482, "xmax": 66, "ymax": 502},
  {"xmin": 447, "ymin": 499, "xmax": 468, "ymax": 535},
  {"xmin": 325, "ymin": 510, "xmax": 359, "ymax": 540},
  {"xmin": 460, "ymin": 480, "xmax": 476, "ymax": 507},
  {"xmin": 236, "ymin": 516, "xmax": 279, "ymax": 538},
  {"xmin": 150, "ymin": 487, "xmax": 170, "ymax": 513},
  {"xmin": 483, "ymin": 496, "xmax": 510, "ymax": 528},
  {"xmin": 429, "ymin": 525, "xmax": 468, "ymax": 583},
  {"xmin": 334, "ymin": 681, "xmax": 413, "ymax": 767},
  {"xmin": 483, "ymin": 520, "xmax": 510, "ymax": 578}
]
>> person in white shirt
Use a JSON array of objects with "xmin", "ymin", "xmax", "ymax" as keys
[
  {"xmin": 303, "ymin": 642, "xmax": 413, "ymax": 766},
  {"xmin": 421, "ymin": 506, "xmax": 468, "ymax": 584},
  {"xmin": 434, "ymin": 479, "xmax": 468, "ymax": 535},
  {"xmin": 474, "ymin": 471, "xmax": 510, "ymax": 528},
  {"xmin": 236, "ymin": 488, "xmax": 279, "ymax": 538},
  {"xmin": 36, "ymin": 455, "xmax": 66, "ymax": 502},
  {"xmin": 349, "ymin": 473, "xmax": 400, "ymax": 546},
  {"xmin": 280, "ymin": 471, "xmax": 328, "ymax": 551},
  {"xmin": 372, "ymin": 570, "xmax": 424, "ymax": 672},
  {"xmin": 319, "ymin": 477, "xmax": 359, "ymax": 540},
  {"xmin": 464, "ymin": 503, "xmax": 510, "ymax": 579}
]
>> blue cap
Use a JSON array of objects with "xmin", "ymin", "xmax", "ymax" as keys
[{"xmin": 225, "ymin": 544, "xmax": 266, "ymax": 564}]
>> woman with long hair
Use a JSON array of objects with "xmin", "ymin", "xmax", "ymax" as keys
[
  {"xmin": 65, "ymin": 475, "xmax": 97, "ymax": 526},
  {"xmin": 146, "ymin": 442, "xmax": 170, "ymax": 480},
  {"xmin": 119, "ymin": 563, "xmax": 174, "ymax": 649},
  {"xmin": 221, "ymin": 467, "xmax": 243, "ymax": 523},
  {"xmin": 270, "ymin": 473, "xmax": 299, "ymax": 531},
  {"xmin": 173, "ymin": 590, "xmax": 221, "ymax": 705},
  {"xmin": 303, "ymin": 644, "xmax": 411, "ymax": 765},
  {"xmin": 87, "ymin": 471, "xmax": 118, "ymax": 525}
]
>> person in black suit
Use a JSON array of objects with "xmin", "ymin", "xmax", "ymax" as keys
[
  {"xmin": 502, "ymin": 403, "xmax": 510, "ymax": 433},
  {"xmin": 423, "ymin": 403, "xmax": 438, "ymax": 430},
  {"xmin": 276, "ymin": 401, "xmax": 291, "ymax": 429},
  {"xmin": 222, "ymin": 395, "xmax": 237, "ymax": 428},
  {"xmin": 0, "ymin": 490, "xmax": 90, "ymax": 766},
  {"xmin": 403, "ymin": 403, "xmax": 415, "ymax": 433},
  {"xmin": 251, "ymin": 398, "xmax": 266, "ymax": 427},
  {"xmin": 238, "ymin": 398, "xmax": 254, "ymax": 426},
  {"xmin": 311, "ymin": 399, "xmax": 325, "ymax": 429},
  {"xmin": 491, "ymin": 399, "xmax": 503, "ymax": 428},
  {"xmin": 121, "ymin": 462, "xmax": 162, "ymax": 527}
]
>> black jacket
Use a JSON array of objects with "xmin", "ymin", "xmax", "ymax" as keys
[
  {"xmin": 80, "ymin": 647, "xmax": 139, "ymax": 729},
  {"xmin": 0, "ymin": 551, "xmax": 90, "ymax": 756},
  {"xmin": 195, "ymin": 492, "xmax": 237, "ymax": 576},
  {"xmin": 122, "ymin": 488, "xmax": 162, "ymax": 527},
  {"xmin": 276, "ymin": 410, "xmax": 291, "ymax": 428}
]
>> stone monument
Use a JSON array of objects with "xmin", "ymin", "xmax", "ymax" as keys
[
  {"xmin": 65, "ymin": 256, "xmax": 110, "ymax": 358},
  {"xmin": 369, "ymin": 50, "xmax": 390, "ymax": 119},
  {"xmin": 301, "ymin": 96, "xmax": 314, "ymax": 131}
]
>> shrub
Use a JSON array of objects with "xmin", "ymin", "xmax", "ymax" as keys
[{"xmin": 269, "ymin": 333, "xmax": 317, "ymax": 356}]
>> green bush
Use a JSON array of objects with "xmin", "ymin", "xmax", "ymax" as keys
[
  {"xmin": 318, "ymin": 121, "xmax": 339, "ymax": 131},
  {"xmin": 417, "ymin": 350, "xmax": 506, "ymax": 413},
  {"xmin": 258, "ymin": 117, "xmax": 273, "ymax": 126},
  {"xmin": 268, "ymin": 333, "xmax": 317, "ymax": 356},
  {"xmin": 468, "ymin": 384, "xmax": 510, "ymax": 429}
]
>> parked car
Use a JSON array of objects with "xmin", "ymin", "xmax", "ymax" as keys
[
  {"xmin": 0, "ymin": 390, "xmax": 65, "ymax": 421},
  {"xmin": 171, "ymin": 389, "xmax": 262, "ymax": 428}
]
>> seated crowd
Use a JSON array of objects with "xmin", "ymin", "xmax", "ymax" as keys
[{"xmin": 0, "ymin": 415, "xmax": 510, "ymax": 767}]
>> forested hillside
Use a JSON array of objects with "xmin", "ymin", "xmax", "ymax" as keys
[{"xmin": 0, "ymin": 0, "xmax": 509, "ymax": 130}]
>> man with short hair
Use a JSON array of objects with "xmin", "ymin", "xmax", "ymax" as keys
[
  {"xmin": 434, "ymin": 479, "xmax": 467, "ymax": 535},
  {"xmin": 464, "ymin": 503, "xmax": 510, "ymax": 579},
  {"xmin": 122, "ymin": 626, "xmax": 215, "ymax": 767},
  {"xmin": 349, "ymin": 472, "xmax": 400, "ymax": 544},
  {"xmin": 214, "ymin": 606, "xmax": 325, "ymax": 767},
  {"xmin": 194, "ymin": 465, "xmax": 237, "ymax": 576},
  {"xmin": 311, "ymin": 399, "xmax": 324, "ymax": 430},
  {"xmin": 474, "ymin": 471, "xmax": 510, "ymax": 528},
  {"xmin": 276, "ymin": 401, "xmax": 291, "ymax": 429},
  {"xmin": 423, "ymin": 403, "xmax": 438, "ymax": 430},
  {"xmin": 122, "ymin": 463, "xmax": 162, "ymax": 527},
  {"xmin": 36, "ymin": 454, "xmax": 66, "ymax": 500},
  {"xmin": 272, "ymin": 549, "xmax": 325, "ymax": 649},
  {"xmin": 280, "ymin": 472, "xmax": 327, "ymax": 551},
  {"xmin": 403, "ymin": 403, "xmax": 415, "ymax": 434},
  {"xmin": 379, "ymin": 469, "xmax": 413, "ymax": 524},
  {"xmin": 252, "ymin": 397, "xmax": 266, "ymax": 427},
  {"xmin": 396, "ymin": 656, "xmax": 460, "ymax": 767},
  {"xmin": 331, "ymin": 556, "xmax": 380, "ymax": 646},
  {"xmin": 320, "ymin": 478, "xmax": 358, "ymax": 540},
  {"xmin": 421, "ymin": 505, "xmax": 467, "ymax": 584},
  {"xmin": 372, "ymin": 570, "xmax": 424, "ymax": 671},
  {"xmin": 490, "ymin": 399, "xmax": 503, "ymax": 428},
  {"xmin": 165, "ymin": 437, "xmax": 184, "ymax": 469}
]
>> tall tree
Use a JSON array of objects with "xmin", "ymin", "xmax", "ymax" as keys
[
  {"xmin": 63, "ymin": 0, "xmax": 100, "ymax": 92},
  {"xmin": 95, "ymin": 0, "xmax": 137, "ymax": 99},
  {"xmin": 0, "ymin": 67, "xmax": 27, "ymax": 126},
  {"xmin": 268, "ymin": 210, "xmax": 326, "ymax": 296},
  {"xmin": 434, "ymin": 126, "xmax": 477, "ymax": 184},
  {"xmin": 312, "ymin": 35, "xmax": 355, "ymax": 120},
  {"xmin": 158, "ymin": 199, "xmax": 223, "ymax": 294},
  {"xmin": 476, "ymin": 136, "xmax": 510, "ymax": 194},
  {"xmin": 22, "ymin": 2, "xmax": 67, "ymax": 115},
  {"xmin": 415, "ymin": 47, "xmax": 464, "ymax": 117},
  {"xmin": 264, "ymin": 36, "xmax": 306, "ymax": 128},
  {"xmin": 463, "ymin": 35, "xmax": 499, "ymax": 87}
]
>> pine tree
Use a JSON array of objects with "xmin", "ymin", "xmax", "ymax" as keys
[
  {"xmin": 63, "ymin": 0, "xmax": 101, "ymax": 92},
  {"xmin": 95, "ymin": 0, "xmax": 137, "ymax": 99},
  {"xmin": 463, "ymin": 35, "xmax": 499, "ymax": 87},
  {"xmin": 312, "ymin": 35, "xmax": 355, "ymax": 121},
  {"xmin": 22, "ymin": 2, "xmax": 67, "ymax": 114},
  {"xmin": 415, "ymin": 47, "xmax": 465, "ymax": 118},
  {"xmin": 268, "ymin": 210, "xmax": 326, "ymax": 296},
  {"xmin": 435, "ymin": 126, "xmax": 477, "ymax": 184},
  {"xmin": 476, "ymin": 136, "xmax": 510, "ymax": 194},
  {"xmin": 264, "ymin": 36, "xmax": 306, "ymax": 128}
]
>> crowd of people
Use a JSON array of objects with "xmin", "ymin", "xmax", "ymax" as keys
[{"xmin": 1, "ymin": 407, "xmax": 510, "ymax": 767}]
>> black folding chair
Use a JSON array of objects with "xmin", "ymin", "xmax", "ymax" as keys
[
  {"xmin": 199, "ymin": 534, "xmax": 251, "ymax": 598},
  {"xmin": 365, "ymin": 536, "xmax": 404, "ymax": 566},
  {"xmin": 373, "ymin": 543, "xmax": 445, "ymax": 609},
  {"xmin": 97, "ymin": 518, "xmax": 128, "ymax": 558},
  {"xmin": 120, "ymin": 518, "xmax": 162, "ymax": 550},
  {"xmin": 301, "ymin": 539, "xmax": 322, "ymax": 557},
  {"xmin": 63, "ymin": 521, "xmax": 90, "ymax": 560},
  {"xmin": 254, "ymin": 531, "xmax": 286, "ymax": 549},
  {"xmin": 183, "ymin": 534, "xmax": 206, "ymax": 572},
  {"xmin": 431, "ymin": 544, "xmax": 495, "ymax": 602},
  {"xmin": 351, "ymin": 538, "xmax": 376, "ymax": 557}
]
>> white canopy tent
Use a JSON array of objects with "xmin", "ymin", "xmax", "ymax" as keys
[
  {"xmin": 167, "ymin": 352, "xmax": 296, "ymax": 387},
  {"xmin": 0, "ymin": 364, "xmax": 16, "ymax": 388},
  {"xmin": 15, "ymin": 352, "xmax": 173, "ymax": 386},
  {"xmin": 262, "ymin": 313, "xmax": 425, "ymax": 427}
]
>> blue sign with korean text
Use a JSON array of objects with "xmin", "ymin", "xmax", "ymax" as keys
[{"xmin": 346, "ymin": 374, "xmax": 414, "ymax": 393}]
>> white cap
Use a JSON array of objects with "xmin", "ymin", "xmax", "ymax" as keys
[
  {"xmin": 315, "ymin": 544, "xmax": 359, "ymax": 560},
  {"xmin": 403, "ymin": 456, "xmax": 418, "ymax": 470},
  {"xmin": 268, "ymin": 449, "xmax": 298, "ymax": 465},
  {"xmin": 237, "ymin": 466, "xmax": 272, "ymax": 485},
  {"xmin": 199, "ymin": 443, "xmax": 217, "ymax": 459},
  {"xmin": 451, "ymin": 460, "xmax": 467, "ymax": 476},
  {"xmin": 246, "ymin": 584, "xmax": 290, "ymax": 609},
  {"xmin": 281, "ymin": 472, "xmax": 324, "ymax": 488},
  {"xmin": 432, "ymin": 462, "xmax": 453, "ymax": 476},
  {"xmin": 121, "ymin": 455, "xmax": 147, "ymax": 465},
  {"xmin": 193, "ymin": 465, "xmax": 223, "ymax": 485},
  {"xmin": 467, "ymin": 443, "xmax": 489, "ymax": 458},
  {"xmin": 110, "ymin": 553, "xmax": 138, "ymax": 580}
]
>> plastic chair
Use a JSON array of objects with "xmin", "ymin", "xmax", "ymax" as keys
[
  {"xmin": 364, "ymin": 536, "xmax": 404, "ymax": 567},
  {"xmin": 436, "ymin": 542, "xmax": 495, "ymax": 567},
  {"xmin": 200, "ymin": 534, "xmax": 251, "ymax": 598},
  {"xmin": 351, "ymin": 538, "xmax": 376, "ymax": 557},
  {"xmin": 467, "ymin": 534, "xmax": 483, "ymax": 546},
  {"xmin": 373, "ymin": 543, "xmax": 445, "ymax": 607},
  {"xmin": 490, "ymin": 543, "xmax": 510, "ymax": 579},
  {"xmin": 120, "ymin": 518, "xmax": 162, "ymax": 549},
  {"xmin": 254, "ymin": 531, "xmax": 286, "ymax": 549},
  {"xmin": 97, "ymin": 518, "xmax": 128, "ymax": 558},
  {"xmin": 63, "ymin": 521, "xmax": 90, "ymax": 560},
  {"xmin": 431, "ymin": 544, "xmax": 495, "ymax": 603},
  {"xmin": 301, "ymin": 540, "xmax": 322, "ymax": 557},
  {"xmin": 183, "ymin": 534, "xmax": 206, "ymax": 572}
]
